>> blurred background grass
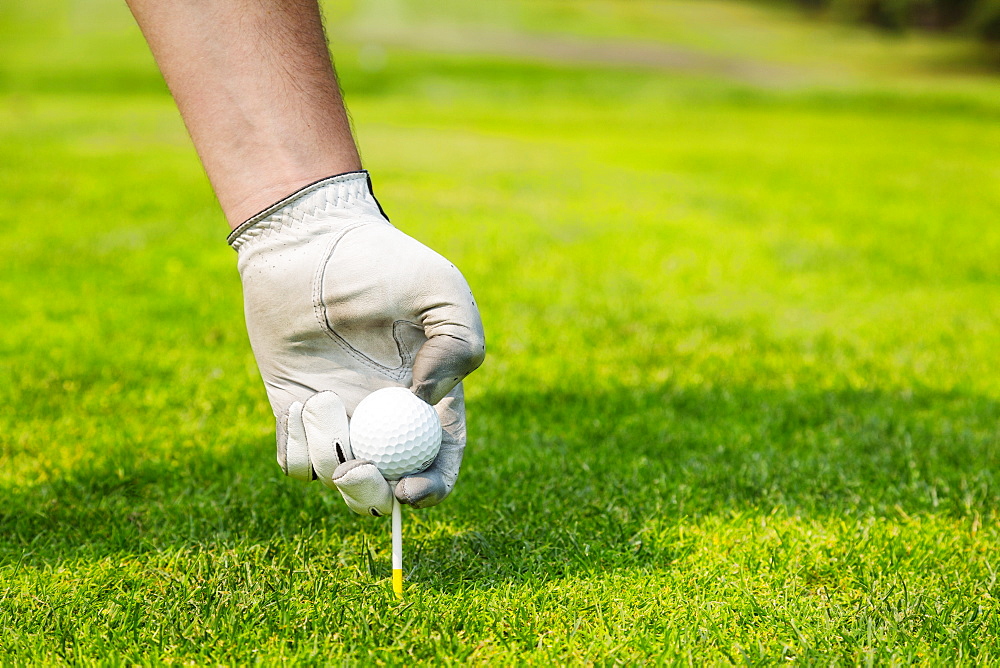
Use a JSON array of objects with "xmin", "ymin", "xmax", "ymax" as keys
[{"xmin": 1, "ymin": 0, "xmax": 999, "ymax": 663}]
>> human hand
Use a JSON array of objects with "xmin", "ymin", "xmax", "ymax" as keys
[{"xmin": 228, "ymin": 172, "xmax": 485, "ymax": 516}]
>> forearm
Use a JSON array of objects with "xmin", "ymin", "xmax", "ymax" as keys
[{"xmin": 126, "ymin": 0, "xmax": 362, "ymax": 229}]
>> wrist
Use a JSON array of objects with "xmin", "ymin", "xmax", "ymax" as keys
[
  {"xmin": 221, "ymin": 158, "xmax": 363, "ymax": 230},
  {"xmin": 227, "ymin": 171, "xmax": 386, "ymax": 249}
]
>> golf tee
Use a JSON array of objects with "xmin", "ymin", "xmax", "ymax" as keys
[{"xmin": 391, "ymin": 496, "xmax": 403, "ymax": 597}]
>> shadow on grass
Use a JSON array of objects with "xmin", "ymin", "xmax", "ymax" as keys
[
  {"xmin": 1, "ymin": 382, "xmax": 997, "ymax": 592},
  {"xmin": 412, "ymin": 382, "xmax": 999, "ymax": 591}
]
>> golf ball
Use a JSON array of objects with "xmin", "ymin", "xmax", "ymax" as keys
[{"xmin": 349, "ymin": 387, "xmax": 442, "ymax": 480}]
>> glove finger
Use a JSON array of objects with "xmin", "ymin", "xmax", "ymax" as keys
[
  {"xmin": 396, "ymin": 384, "xmax": 465, "ymax": 508},
  {"xmin": 279, "ymin": 401, "xmax": 314, "ymax": 482},
  {"xmin": 332, "ymin": 459, "xmax": 394, "ymax": 517},
  {"xmin": 302, "ymin": 390, "xmax": 353, "ymax": 489},
  {"xmin": 409, "ymin": 266, "xmax": 485, "ymax": 406}
]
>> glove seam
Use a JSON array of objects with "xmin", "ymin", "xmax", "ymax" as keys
[
  {"xmin": 310, "ymin": 224, "xmax": 412, "ymax": 382},
  {"xmin": 392, "ymin": 320, "xmax": 422, "ymax": 368}
]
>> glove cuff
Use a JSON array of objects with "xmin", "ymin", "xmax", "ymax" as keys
[{"xmin": 227, "ymin": 170, "xmax": 389, "ymax": 250}]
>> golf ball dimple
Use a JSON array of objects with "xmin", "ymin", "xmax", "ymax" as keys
[{"xmin": 349, "ymin": 387, "xmax": 442, "ymax": 480}]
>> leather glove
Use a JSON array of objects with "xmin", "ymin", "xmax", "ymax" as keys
[{"xmin": 228, "ymin": 171, "xmax": 485, "ymax": 516}]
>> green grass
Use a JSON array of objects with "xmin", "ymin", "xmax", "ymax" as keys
[{"xmin": 2, "ymin": 0, "xmax": 999, "ymax": 663}]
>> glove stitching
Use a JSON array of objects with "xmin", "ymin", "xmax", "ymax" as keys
[
  {"xmin": 392, "ymin": 320, "xmax": 422, "ymax": 367},
  {"xmin": 310, "ymin": 224, "xmax": 410, "ymax": 382},
  {"xmin": 228, "ymin": 171, "xmax": 370, "ymax": 249},
  {"xmin": 277, "ymin": 412, "xmax": 289, "ymax": 475},
  {"xmin": 299, "ymin": 411, "xmax": 319, "ymax": 482}
]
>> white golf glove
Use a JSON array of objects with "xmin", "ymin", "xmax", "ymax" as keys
[{"xmin": 228, "ymin": 171, "xmax": 485, "ymax": 516}]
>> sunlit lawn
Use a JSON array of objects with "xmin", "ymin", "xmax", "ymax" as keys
[{"xmin": 1, "ymin": 0, "xmax": 998, "ymax": 663}]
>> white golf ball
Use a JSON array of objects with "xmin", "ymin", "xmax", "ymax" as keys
[{"xmin": 349, "ymin": 387, "xmax": 442, "ymax": 481}]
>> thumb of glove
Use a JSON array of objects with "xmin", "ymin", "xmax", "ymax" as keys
[{"xmin": 331, "ymin": 459, "xmax": 394, "ymax": 517}]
